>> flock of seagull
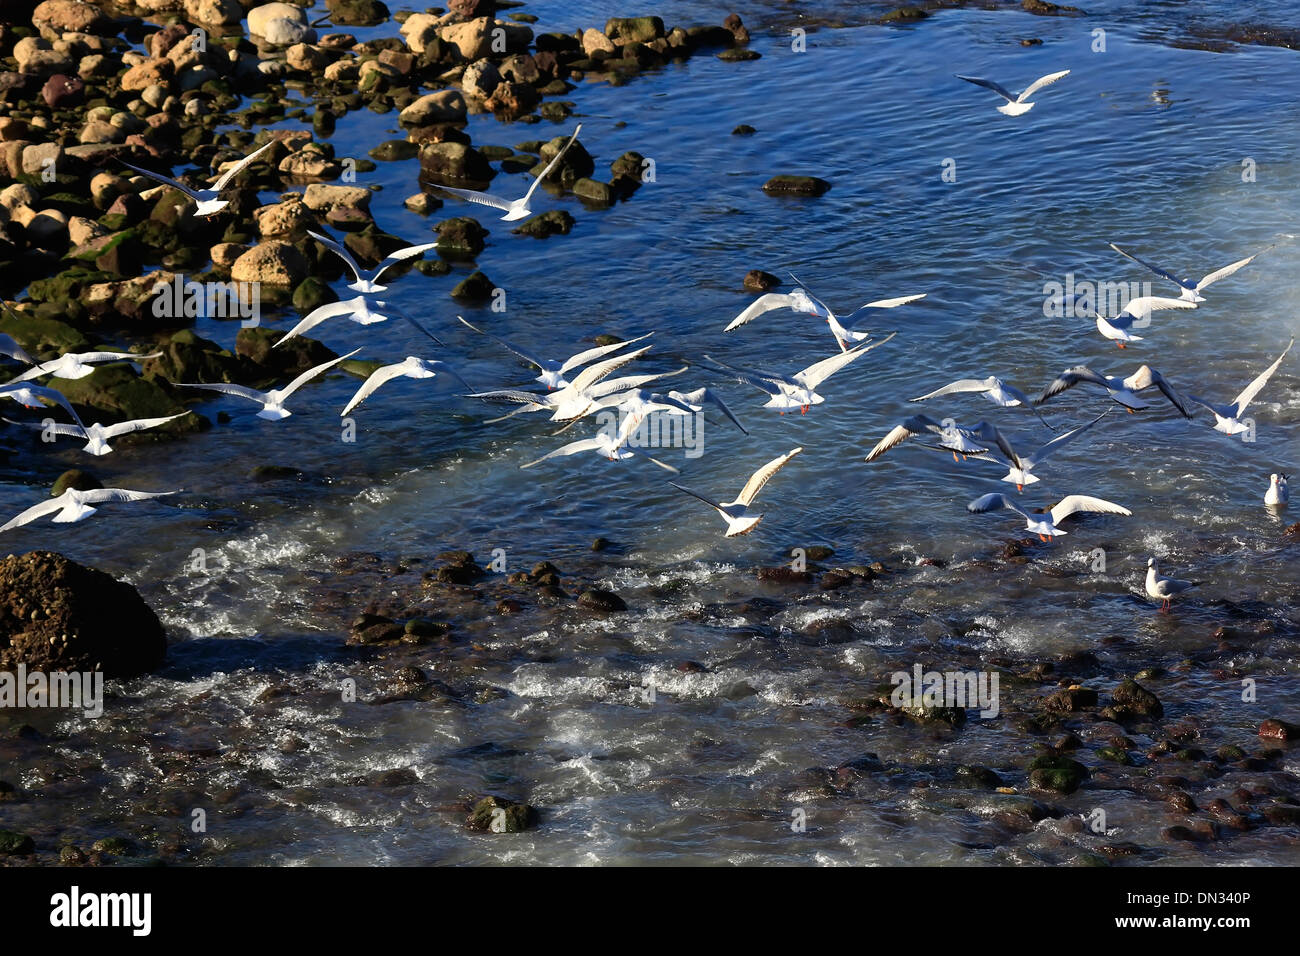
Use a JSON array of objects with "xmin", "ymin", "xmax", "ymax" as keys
[{"xmin": 0, "ymin": 64, "xmax": 1294, "ymax": 613}]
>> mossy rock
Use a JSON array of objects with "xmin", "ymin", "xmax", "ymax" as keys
[
  {"xmin": 1096, "ymin": 746, "xmax": 1134, "ymax": 766},
  {"xmin": 762, "ymin": 175, "xmax": 831, "ymax": 197},
  {"xmin": 52, "ymin": 468, "xmax": 102, "ymax": 497},
  {"xmin": 0, "ymin": 830, "xmax": 34, "ymax": 855},
  {"xmin": 465, "ymin": 795, "xmax": 539, "ymax": 833},
  {"xmin": 1111, "ymin": 678, "xmax": 1163, "ymax": 718},
  {"xmin": 91, "ymin": 836, "xmax": 136, "ymax": 856},
  {"xmin": 368, "ymin": 139, "xmax": 419, "ymax": 162},
  {"xmin": 235, "ymin": 327, "xmax": 337, "ymax": 380},
  {"xmin": 140, "ymin": 329, "xmax": 242, "ymax": 385},
  {"xmin": 292, "ymin": 276, "xmax": 337, "ymax": 313},
  {"xmin": 0, "ymin": 308, "xmax": 89, "ymax": 358},
  {"xmin": 512, "ymin": 209, "xmax": 574, "ymax": 238},
  {"xmin": 434, "ymin": 217, "xmax": 488, "ymax": 258},
  {"xmin": 27, "ymin": 268, "xmax": 114, "ymax": 304},
  {"xmin": 1027, "ymin": 755, "xmax": 1087, "ymax": 793},
  {"xmin": 450, "ymin": 270, "xmax": 496, "ymax": 302},
  {"xmin": 340, "ymin": 358, "xmax": 383, "ymax": 379},
  {"xmin": 573, "ymin": 178, "xmax": 614, "ymax": 205}
]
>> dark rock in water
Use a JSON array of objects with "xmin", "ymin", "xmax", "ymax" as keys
[
  {"xmin": 419, "ymin": 142, "xmax": 494, "ymax": 188},
  {"xmin": 802, "ymin": 545, "xmax": 834, "ymax": 561},
  {"xmin": 235, "ymin": 327, "xmax": 337, "ymax": 379},
  {"xmin": 880, "ymin": 6, "xmax": 930, "ymax": 21},
  {"xmin": 1097, "ymin": 746, "xmax": 1134, "ymax": 766},
  {"xmin": 449, "ymin": 0, "xmax": 496, "ymax": 16},
  {"xmin": 743, "ymin": 269, "xmax": 779, "ymax": 291},
  {"xmin": 435, "ymin": 216, "xmax": 488, "ymax": 257},
  {"xmin": 450, "ymin": 270, "xmax": 496, "ymax": 302},
  {"xmin": 573, "ymin": 177, "xmax": 614, "ymax": 205},
  {"xmin": 1162, "ymin": 824, "xmax": 1214, "ymax": 843},
  {"xmin": 513, "ymin": 209, "xmax": 574, "ymax": 238},
  {"xmin": 369, "ymin": 139, "xmax": 419, "ymax": 162},
  {"xmin": 0, "ymin": 830, "xmax": 34, "ymax": 855},
  {"xmin": 534, "ymin": 132, "xmax": 594, "ymax": 187},
  {"xmin": 717, "ymin": 48, "xmax": 760, "ymax": 61},
  {"xmin": 605, "ymin": 16, "xmax": 665, "ymax": 45},
  {"xmin": 590, "ymin": 537, "xmax": 611, "ymax": 552},
  {"xmin": 577, "ymin": 588, "xmax": 627, "ymax": 612},
  {"xmin": 762, "ymin": 175, "xmax": 831, "ymax": 197},
  {"xmin": 326, "ymin": 0, "xmax": 390, "ymax": 27},
  {"xmin": 1027, "ymin": 755, "xmax": 1087, "ymax": 793},
  {"xmin": 465, "ymin": 795, "xmax": 538, "ymax": 832},
  {"xmin": 954, "ymin": 765, "xmax": 1003, "ymax": 789},
  {"xmin": 59, "ymin": 844, "xmax": 86, "ymax": 864},
  {"xmin": 0, "ymin": 551, "xmax": 165, "ymax": 677},
  {"xmin": 141, "ymin": 329, "xmax": 242, "ymax": 386},
  {"xmin": 404, "ymin": 618, "xmax": 451, "ymax": 640},
  {"xmin": 51, "ymin": 469, "xmax": 101, "ymax": 497},
  {"xmin": 496, "ymin": 599, "xmax": 522, "ymax": 615},
  {"xmin": 348, "ymin": 613, "xmax": 404, "ymax": 645},
  {"xmin": 41, "ymin": 73, "xmax": 83, "ymax": 108},
  {"xmin": 1021, "ymin": 0, "xmax": 1083, "ymax": 15},
  {"xmin": 249, "ymin": 465, "xmax": 304, "ymax": 481},
  {"xmin": 91, "ymin": 836, "xmax": 136, "ymax": 856},
  {"xmin": 292, "ymin": 276, "xmax": 336, "ymax": 313},
  {"xmin": 0, "ymin": 780, "xmax": 15, "ymax": 800},
  {"xmin": 756, "ymin": 566, "xmax": 811, "ymax": 584},
  {"xmin": 1021, "ymin": 37, "xmax": 1044, "ymax": 46},
  {"xmin": 1043, "ymin": 686, "xmax": 1097, "ymax": 712},
  {"xmin": 732, "ymin": 124, "xmax": 756, "ymax": 136},
  {"xmin": 1110, "ymin": 678, "xmax": 1163, "ymax": 719},
  {"xmin": 1258, "ymin": 718, "xmax": 1300, "ymax": 741},
  {"xmin": 819, "ymin": 570, "xmax": 853, "ymax": 591}
]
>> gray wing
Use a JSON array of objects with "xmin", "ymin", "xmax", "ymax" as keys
[
  {"xmin": 370, "ymin": 242, "xmax": 441, "ymax": 285},
  {"xmin": 430, "ymin": 182, "xmax": 515, "ymax": 212},
  {"xmin": 864, "ymin": 415, "xmax": 945, "ymax": 462},
  {"xmin": 1230, "ymin": 338, "xmax": 1293, "ymax": 414},
  {"xmin": 1, "ymin": 417, "xmax": 85, "ymax": 438},
  {"xmin": 956, "ymin": 74, "xmax": 1016, "ymax": 102},
  {"xmin": 0, "ymin": 333, "xmax": 34, "ymax": 365},
  {"xmin": 119, "ymin": 160, "xmax": 200, "ymax": 200},
  {"xmin": 1124, "ymin": 365, "xmax": 1192, "ymax": 418},
  {"xmin": 1018, "ymin": 69, "xmax": 1070, "ymax": 102},
  {"xmin": 308, "ymin": 230, "xmax": 366, "ymax": 285},
  {"xmin": 523, "ymin": 123, "xmax": 582, "ymax": 203},
  {"xmin": 1036, "ymin": 366, "xmax": 1109, "ymax": 405},
  {"xmin": 668, "ymin": 387, "xmax": 748, "ymax": 435},
  {"xmin": 559, "ymin": 332, "xmax": 655, "ymax": 374},
  {"xmin": 1022, "ymin": 409, "xmax": 1110, "ymax": 468},
  {"xmin": 211, "ymin": 139, "xmax": 275, "ymax": 191},
  {"xmin": 1196, "ymin": 246, "xmax": 1271, "ymax": 291},
  {"xmin": 967, "ymin": 492, "xmax": 1029, "ymax": 520},
  {"xmin": 568, "ymin": 345, "xmax": 653, "ymax": 395},
  {"xmin": 100, "ymin": 412, "xmax": 189, "ymax": 438},
  {"xmin": 174, "ymin": 381, "xmax": 270, "ymax": 403},
  {"xmin": 909, "ymin": 377, "xmax": 998, "ymax": 402},
  {"xmin": 275, "ymin": 298, "xmax": 366, "ymax": 345}
]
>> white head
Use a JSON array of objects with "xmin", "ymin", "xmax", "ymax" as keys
[{"xmin": 1147, "ymin": 557, "xmax": 1157, "ymax": 571}]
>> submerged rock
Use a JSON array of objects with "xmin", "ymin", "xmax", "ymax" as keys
[
  {"xmin": 465, "ymin": 795, "xmax": 539, "ymax": 832},
  {"xmin": 0, "ymin": 551, "xmax": 166, "ymax": 677},
  {"xmin": 762, "ymin": 175, "xmax": 831, "ymax": 197}
]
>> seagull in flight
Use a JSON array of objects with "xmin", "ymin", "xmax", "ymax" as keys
[
  {"xmin": 724, "ymin": 281, "xmax": 924, "ymax": 352},
  {"xmin": 670, "ymin": 447, "xmax": 802, "ymax": 537},
  {"xmin": 1187, "ymin": 339, "xmax": 1292, "ymax": 438},
  {"xmin": 702, "ymin": 334, "xmax": 895, "ymax": 414},
  {"xmin": 1092, "ymin": 296, "xmax": 1197, "ymax": 348},
  {"xmin": 520, "ymin": 414, "xmax": 678, "ymax": 472},
  {"xmin": 275, "ymin": 296, "xmax": 443, "ymax": 347},
  {"xmin": 0, "ymin": 381, "xmax": 84, "ymax": 421},
  {"xmin": 1265, "ymin": 473, "xmax": 1289, "ymax": 507},
  {"xmin": 309, "ymin": 230, "xmax": 439, "ymax": 295},
  {"xmin": 458, "ymin": 316, "xmax": 652, "ymax": 391},
  {"xmin": 9, "ymin": 349, "xmax": 162, "ymax": 382},
  {"xmin": 1145, "ymin": 557, "xmax": 1200, "ymax": 613},
  {"xmin": 910, "ymin": 375, "xmax": 1054, "ymax": 427},
  {"xmin": 340, "ymin": 357, "xmax": 471, "ymax": 416},
  {"xmin": 967, "ymin": 492, "xmax": 1131, "ymax": 542},
  {"xmin": 1, "ymin": 486, "xmax": 177, "ymax": 531},
  {"xmin": 1109, "ymin": 242, "xmax": 1272, "ymax": 303},
  {"xmin": 176, "ymin": 349, "xmax": 361, "ymax": 420},
  {"xmin": 956, "ymin": 70, "xmax": 1070, "ymax": 115},
  {"xmin": 960, "ymin": 410, "xmax": 1111, "ymax": 491},
  {"xmin": 429, "ymin": 124, "xmax": 583, "ymax": 222},
  {"xmin": 0, "ymin": 332, "xmax": 34, "ymax": 366},
  {"xmin": 865, "ymin": 415, "xmax": 1021, "ymax": 464},
  {"xmin": 2, "ymin": 411, "xmax": 189, "ymax": 456},
  {"xmin": 1036, "ymin": 364, "xmax": 1192, "ymax": 417},
  {"xmin": 119, "ymin": 140, "xmax": 275, "ymax": 217}
]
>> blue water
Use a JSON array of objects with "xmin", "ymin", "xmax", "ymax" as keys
[{"xmin": 1, "ymin": 1, "xmax": 1298, "ymax": 865}]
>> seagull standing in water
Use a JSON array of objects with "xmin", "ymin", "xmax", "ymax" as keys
[
  {"xmin": 119, "ymin": 140, "xmax": 275, "ymax": 217},
  {"xmin": 1109, "ymin": 242, "xmax": 1272, "ymax": 303},
  {"xmin": 671, "ymin": 447, "xmax": 802, "ymax": 537},
  {"xmin": 956, "ymin": 70, "xmax": 1071, "ymax": 115},
  {"xmin": 967, "ymin": 492, "xmax": 1131, "ymax": 542},
  {"xmin": 1, "ymin": 487, "xmax": 177, "ymax": 531},
  {"xmin": 1145, "ymin": 557, "xmax": 1200, "ymax": 613},
  {"xmin": 429, "ymin": 124, "xmax": 583, "ymax": 222},
  {"xmin": 1187, "ymin": 339, "xmax": 1293, "ymax": 438},
  {"xmin": 1265, "ymin": 473, "xmax": 1289, "ymax": 507},
  {"xmin": 176, "ymin": 349, "xmax": 362, "ymax": 420}
]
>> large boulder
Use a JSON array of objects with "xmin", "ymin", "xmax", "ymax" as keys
[
  {"xmin": 0, "ymin": 551, "xmax": 166, "ymax": 677},
  {"xmin": 399, "ymin": 89, "xmax": 467, "ymax": 126},
  {"xmin": 32, "ymin": 1, "xmax": 112, "ymax": 39},
  {"xmin": 230, "ymin": 240, "xmax": 308, "ymax": 286}
]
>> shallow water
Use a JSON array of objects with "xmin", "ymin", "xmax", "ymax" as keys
[{"xmin": 1, "ymin": 1, "xmax": 1299, "ymax": 865}]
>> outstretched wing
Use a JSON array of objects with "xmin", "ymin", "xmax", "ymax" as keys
[
  {"xmin": 430, "ymin": 182, "xmax": 515, "ymax": 213},
  {"xmin": 174, "ymin": 381, "xmax": 269, "ymax": 404},
  {"xmin": 371, "ymin": 242, "xmax": 441, "ymax": 286},
  {"xmin": 119, "ymin": 159, "xmax": 200, "ymax": 200},
  {"xmin": 668, "ymin": 387, "xmax": 748, "ymax": 435},
  {"xmin": 458, "ymin": 315, "xmax": 544, "ymax": 369},
  {"xmin": 670, "ymin": 481, "xmax": 725, "ymax": 512},
  {"xmin": 967, "ymin": 492, "xmax": 1028, "ymax": 520},
  {"xmin": 864, "ymin": 414, "xmax": 946, "ymax": 462},
  {"xmin": 1230, "ymin": 338, "xmax": 1293, "ymax": 415},
  {"xmin": 956, "ymin": 74, "xmax": 1016, "ymax": 102},
  {"xmin": 1108, "ymin": 242, "xmax": 1193, "ymax": 292},
  {"xmin": 737, "ymin": 447, "xmax": 802, "ymax": 507},
  {"xmin": 0, "ymin": 331, "xmax": 35, "ymax": 365},
  {"xmin": 101, "ymin": 412, "xmax": 189, "ymax": 438},
  {"xmin": 276, "ymin": 298, "xmax": 365, "ymax": 345},
  {"xmin": 723, "ymin": 293, "xmax": 797, "ymax": 333},
  {"xmin": 519, "ymin": 437, "xmax": 601, "ymax": 468},
  {"xmin": 569, "ymin": 345, "xmax": 652, "ymax": 395},
  {"xmin": 1, "ymin": 417, "xmax": 85, "ymax": 439},
  {"xmin": 280, "ymin": 348, "xmax": 364, "ymax": 400},
  {"xmin": 1124, "ymin": 365, "xmax": 1192, "ymax": 418},
  {"xmin": 211, "ymin": 139, "xmax": 275, "ymax": 191},
  {"xmin": 1018, "ymin": 69, "xmax": 1070, "ymax": 102},
  {"xmin": 1049, "ymin": 494, "xmax": 1131, "ymax": 525},
  {"xmin": 1036, "ymin": 366, "xmax": 1108, "ymax": 405},
  {"xmin": 1196, "ymin": 246, "xmax": 1271, "ymax": 291},
  {"xmin": 697, "ymin": 355, "xmax": 785, "ymax": 394},
  {"xmin": 0, "ymin": 495, "xmax": 68, "ymax": 531},
  {"xmin": 798, "ymin": 334, "xmax": 896, "ymax": 389},
  {"xmin": 523, "ymin": 124, "xmax": 583, "ymax": 204},
  {"xmin": 559, "ymin": 332, "xmax": 655, "ymax": 375},
  {"xmin": 308, "ymin": 230, "xmax": 366, "ymax": 285},
  {"xmin": 1023, "ymin": 409, "xmax": 1110, "ymax": 468},
  {"xmin": 1116, "ymin": 296, "xmax": 1197, "ymax": 320},
  {"xmin": 910, "ymin": 377, "xmax": 997, "ymax": 402},
  {"xmin": 341, "ymin": 362, "xmax": 416, "ymax": 416},
  {"xmin": 83, "ymin": 487, "xmax": 177, "ymax": 505}
]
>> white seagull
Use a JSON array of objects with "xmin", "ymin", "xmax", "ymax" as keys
[
  {"xmin": 1265, "ymin": 473, "xmax": 1289, "ymax": 507},
  {"xmin": 1036, "ymin": 364, "xmax": 1192, "ymax": 417},
  {"xmin": 9, "ymin": 349, "xmax": 162, "ymax": 382},
  {"xmin": 275, "ymin": 295, "xmax": 443, "ymax": 347},
  {"xmin": 956, "ymin": 70, "xmax": 1071, "ymax": 116},
  {"xmin": 967, "ymin": 492, "xmax": 1131, "ymax": 542},
  {"xmin": 430, "ymin": 124, "xmax": 583, "ymax": 222},
  {"xmin": 0, "ymin": 332, "xmax": 34, "ymax": 366},
  {"xmin": 308, "ymin": 230, "xmax": 440, "ymax": 295},
  {"xmin": 702, "ymin": 334, "xmax": 895, "ymax": 414},
  {"xmin": 1, "ymin": 486, "xmax": 177, "ymax": 531},
  {"xmin": 120, "ymin": 140, "xmax": 275, "ymax": 217},
  {"xmin": 1145, "ymin": 557, "xmax": 1200, "ymax": 613},
  {"xmin": 910, "ymin": 374, "xmax": 1054, "ymax": 427},
  {"xmin": 520, "ymin": 415, "xmax": 678, "ymax": 472},
  {"xmin": 1092, "ymin": 296, "xmax": 1198, "ymax": 348},
  {"xmin": 962, "ymin": 410, "xmax": 1111, "ymax": 491},
  {"xmin": 0, "ymin": 381, "xmax": 84, "ymax": 421},
  {"xmin": 458, "ymin": 316, "xmax": 652, "ymax": 391},
  {"xmin": 2, "ymin": 411, "xmax": 188, "ymax": 456},
  {"xmin": 671, "ymin": 447, "xmax": 803, "ymax": 537},
  {"xmin": 1187, "ymin": 339, "xmax": 1293, "ymax": 438},
  {"xmin": 1110, "ymin": 242, "xmax": 1272, "ymax": 303},
  {"xmin": 724, "ymin": 283, "xmax": 924, "ymax": 352},
  {"xmin": 655, "ymin": 387, "xmax": 749, "ymax": 435},
  {"xmin": 340, "ymin": 357, "xmax": 471, "ymax": 416},
  {"xmin": 469, "ymin": 345, "xmax": 662, "ymax": 423},
  {"xmin": 864, "ymin": 415, "xmax": 1019, "ymax": 464},
  {"xmin": 176, "ymin": 349, "xmax": 361, "ymax": 420}
]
